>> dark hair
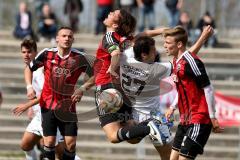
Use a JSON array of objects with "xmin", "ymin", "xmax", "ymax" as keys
[
  {"xmin": 133, "ymin": 36, "xmax": 155, "ymax": 61},
  {"xmin": 116, "ymin": 9, "xmax": 136, "ymax": 37},
  {"xmin": 21, "ymin": 39, "xmax": 37, "ymax": 52},
  {"xmin": 163, "ymin": 25, "xmax": 188, "ymax": 46},
  {"xmin": 57, "ymin": 26, "xmax": 73, "ymax": 35}
]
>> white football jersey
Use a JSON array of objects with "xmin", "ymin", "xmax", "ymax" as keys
[
  {"xmin": 120, "ymin": 47, "xmax": 172, "ymax": 114},
  {"xmin": 32, "ymin": 67, "xmax": 44, "ymax": 118}
]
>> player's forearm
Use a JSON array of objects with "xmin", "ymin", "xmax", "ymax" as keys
[
  {"xmin": 189, "ymin": 25, "xmax": 213, "ymax": 54},
  {"xmin": 24, "ymin": 66, "xmax": 33, "ymax": 86},
  {"xmin": 25, "ymin": 97, "xmax": 40, "ymax": 108},
  {"xmin": 204, "ymin": 84, "xmax": 216, "ymax": 118},
  {"xmin": 110, "ymin": 50, "xmax": 121, "ymax": 72},
  {"xmin": 81, "ymin": 76, "xmax": 95, "ymax": 91},
  {"xmin": 188, "ymin": 34, "xmax": 206, "ymax": 54},
  {"xmin": 136, "ymin": 27, "xmax": 168, "ymax": 38}
]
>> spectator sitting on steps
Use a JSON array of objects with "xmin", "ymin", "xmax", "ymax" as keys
[
  {"xmin": 38, "ymin": 3, "xmax": 57, "ymax": 43},
  {"xmin": 13, "ymin": 2, "xmax": 34, "ymax": 40}
]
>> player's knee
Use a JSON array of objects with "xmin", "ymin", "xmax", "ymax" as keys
[
  {"xmin": 20, "ymin": 142, "xmax": 33, "ymax": 151},
  {"xmin": 65, "ymin": 142, "xmax": 76, "ymax": 152},
  {"xmin": 107, "ymin": 134, "xmax": 119, "ymax": 143}
]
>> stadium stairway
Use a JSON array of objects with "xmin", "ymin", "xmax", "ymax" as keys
[{"xmin": 0, "ymin": 30, "xmax": 240, "ymax": 160}]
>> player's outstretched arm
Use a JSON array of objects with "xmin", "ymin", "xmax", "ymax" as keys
[
  {"xmin": 12, "ymin": 97, "xmax": 40, "ymax": 116},
  {"xmin": 24, "ymin": 66, "xmax": 35, "ymax": 100},
  {"xmin": 136, "ymin": 27, "xmax": 168, "ymax": 39},
  {"xmin": 188, "ymin": 25, "xmax": 213, "ymax": 54}
]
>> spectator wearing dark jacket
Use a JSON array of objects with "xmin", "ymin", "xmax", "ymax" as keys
[
  {"xmin": 13, "ymin": 2, "xmax": 34, "ymax": 39},
  {"xmin": 197, "ymin": 11, "xmax": 218, "ymax": 47},
  {"xmin": 38, "ymin": 3, "xmax": 57, "ymax": 42}
]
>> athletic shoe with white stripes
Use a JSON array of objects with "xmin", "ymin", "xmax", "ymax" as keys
[
  {"xmin": 147, "ymin": 121, "xmax": 163, "ymax": 145},
  {"xmin": 148, "ymin": 120, "xmax": 173, "ymax": 146}
]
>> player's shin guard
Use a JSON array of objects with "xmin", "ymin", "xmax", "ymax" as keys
[
  {"xmin": 62, "ymin": 148, "xmax": 76, "ymax": 160},
  {"xmin": 24, "ymin": 149, "xmax": 38, "ymax": 160},
  {"xmin": 117, "ymin": 124, "xmax": 150, "ymax": 142},
  {"xmin": 42, "ymin": 145, "xmax": 55, "ymax": 160}
]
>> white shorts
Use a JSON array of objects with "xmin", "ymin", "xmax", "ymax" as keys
[
  {"xmin": 26, "ymin": 115, "xmax": 63, "ymax": 145},
  {"xmin": 132, "ymin": 108, "xmax": 173, "ymax": 146},
  {"xmin": 132, "ymin": 108, "xmax": 152, "ymax": 123}
]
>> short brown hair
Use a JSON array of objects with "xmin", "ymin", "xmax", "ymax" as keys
[
  {"xmin": 163, "ymin": 26, "xmax": 188, "ymax": 46},
  {"xmin": 21, "ymin": 39, "xmax": 37, "ymax": 52},
  {"xmin": 116, "ymin": 9, "xmax": 136, "ymax": 37}
]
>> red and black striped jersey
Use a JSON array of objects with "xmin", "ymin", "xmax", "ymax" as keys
[
  {"xmin": 94, "ymin": 31, "xmax": 126, "ymax": 85},
  {"xmin": 29, "ymin": 48, "xmax": 93, "ymax": 111},
  {"xmin": 173, "ymin": 51, "xmax": 211, "ymax": 125}
]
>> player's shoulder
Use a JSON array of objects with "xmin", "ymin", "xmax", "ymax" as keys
[
  {"xmin": 103, "ymin": 31, "xmax": 121, "ymax": 44},
  {"xmin": 183, "ymin": 51, "xmax": 202, "ymax": 64},
  {"xmin": 71, "ymin": 48, "xmax": 86, "ymax": 56},
  {"xmin": 36, "ymin": 47, "xmax": 57, "ymax": 57}
]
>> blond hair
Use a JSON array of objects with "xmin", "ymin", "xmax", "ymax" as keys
[{"xmin": 163, "ymin": 26, "xmax": 188, "ymax": 46}]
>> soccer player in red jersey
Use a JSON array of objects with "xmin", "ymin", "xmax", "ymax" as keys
[
  {"xmin": 164, "ymin": 26, "xmax": 224, "ymax": 160},
  {"xmin": 25, "ymin": 27, "xmax": 93, "ymax": 160}
]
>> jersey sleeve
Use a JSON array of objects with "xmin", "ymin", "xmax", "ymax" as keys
[
  {"xmin": 185, "ymin": 57, "xmax": 210, "ymax": 88},
  {"xmin": 153, "ymin": 62, "xmax": 172, "ymax": 80},
  {"xmin": 29, "ymin": 48, "xmax": 47, "ymax": 72},
  {"xmin": 102, "ymin": 32, "xmax": 120, "ymax": 54}
]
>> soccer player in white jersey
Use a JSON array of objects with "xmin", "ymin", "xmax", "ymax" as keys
[
  {"xmin": 118, "ymin": 26, "xmax": 214, "ymax": 159},
  {"xmin": 12, "ymin": 39, "xmax": 81, "ymax": 160}
]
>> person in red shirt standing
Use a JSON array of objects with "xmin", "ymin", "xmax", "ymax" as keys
[
  {"xmin": 164, "ymin": 26, "xmax": 224, "ymax": 160},
  {"xmin": 25, "ymin": 26, "xmax": 94, "ymax": 160}
]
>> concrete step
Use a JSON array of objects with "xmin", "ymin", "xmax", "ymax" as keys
[
  {"xmin": 1, "ymin": 29, "xmax": 240, "ymax": 48},
  {"xmin": 1, "ymin": 47, "xmax": 240, "ymax": 59},
  {"xmin": 0, "ymin": 114, "xmax": 100, "ymax": 129},
  {"xmin": 0, "ymin": 126, "xmax": 238, "ymax": 147},
  {"xmin": 1, "ymin": 79, "xmax": 240, "ymax": 92},
  {"xmin": 0, "ymin": 39, "xmax": 98, "ymax": 54},
  {"xmin": 0, "ymin": 151, "xmax": 237, "ymax": 160},
  {"xmin": 1, "ymin": 81, "xmax": 240, "ymax": 98},
  {"xmin": 0, "ymin": 73, "xmax": 24, "ymax": 84},
  {"xmin": 0, "ymin": 138, "xmax": 238, "ymax": 158}
]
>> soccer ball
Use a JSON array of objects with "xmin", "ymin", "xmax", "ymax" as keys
[{"xmin": 98, "ymin": 88, "xmax": 123, "ymax": 113}]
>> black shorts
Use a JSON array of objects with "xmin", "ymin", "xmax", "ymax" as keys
[
  {"xmin": 172, "ymin": 124, "xmax": 212, "ymax": 159},
  {"xmin": 41, "ymin": 108, "xmax": 78, "ymax": 136},
  {"xmin": 95, "ymin": 83, "xmax": 133, "ymax": 127}
]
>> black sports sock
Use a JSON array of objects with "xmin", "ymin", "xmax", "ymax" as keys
[
  {"xmin": 62, "ymin": 148, "xmax": 75, "ymax": 160},
  {"xmin": 117, "ymin": 124, "xmax": 150, "ymax": 142},
  {"xmin": 43, "ymin": 145, "xmax": 55, "ymax": 160}
]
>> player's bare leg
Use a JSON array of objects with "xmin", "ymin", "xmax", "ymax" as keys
[
  {"xmin": 154, "ymin": 143, "xmax": 172, "ymax": 160},
  {"xmin": 21, "ymin": 131, "xmax": 41, "ymax": 151},
  {"xmin": 170, "ymin": 149, "xmax": 180, "ymax": 160},
  {"xmin": 62, "ymin": 136, "xmax": 77, "ymax": 159},
  {"xmin": 179, "ymin": 155, "xmax": 192, "ymax": 160},
  {"xmin": 21, "ymin": 131, "xmax": 41, "ymax": 159},
  {"xmin": 55, "ymin": 142, "xmax": 64, "ymax": 159},
  {"xmin": 103, "ymin": 121, "xmax": 122, "ymax": 143}
]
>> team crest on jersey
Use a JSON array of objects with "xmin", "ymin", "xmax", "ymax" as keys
[{"xmin": 177, "ymin": 64, "xmax": 181, "ymax": 71}]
